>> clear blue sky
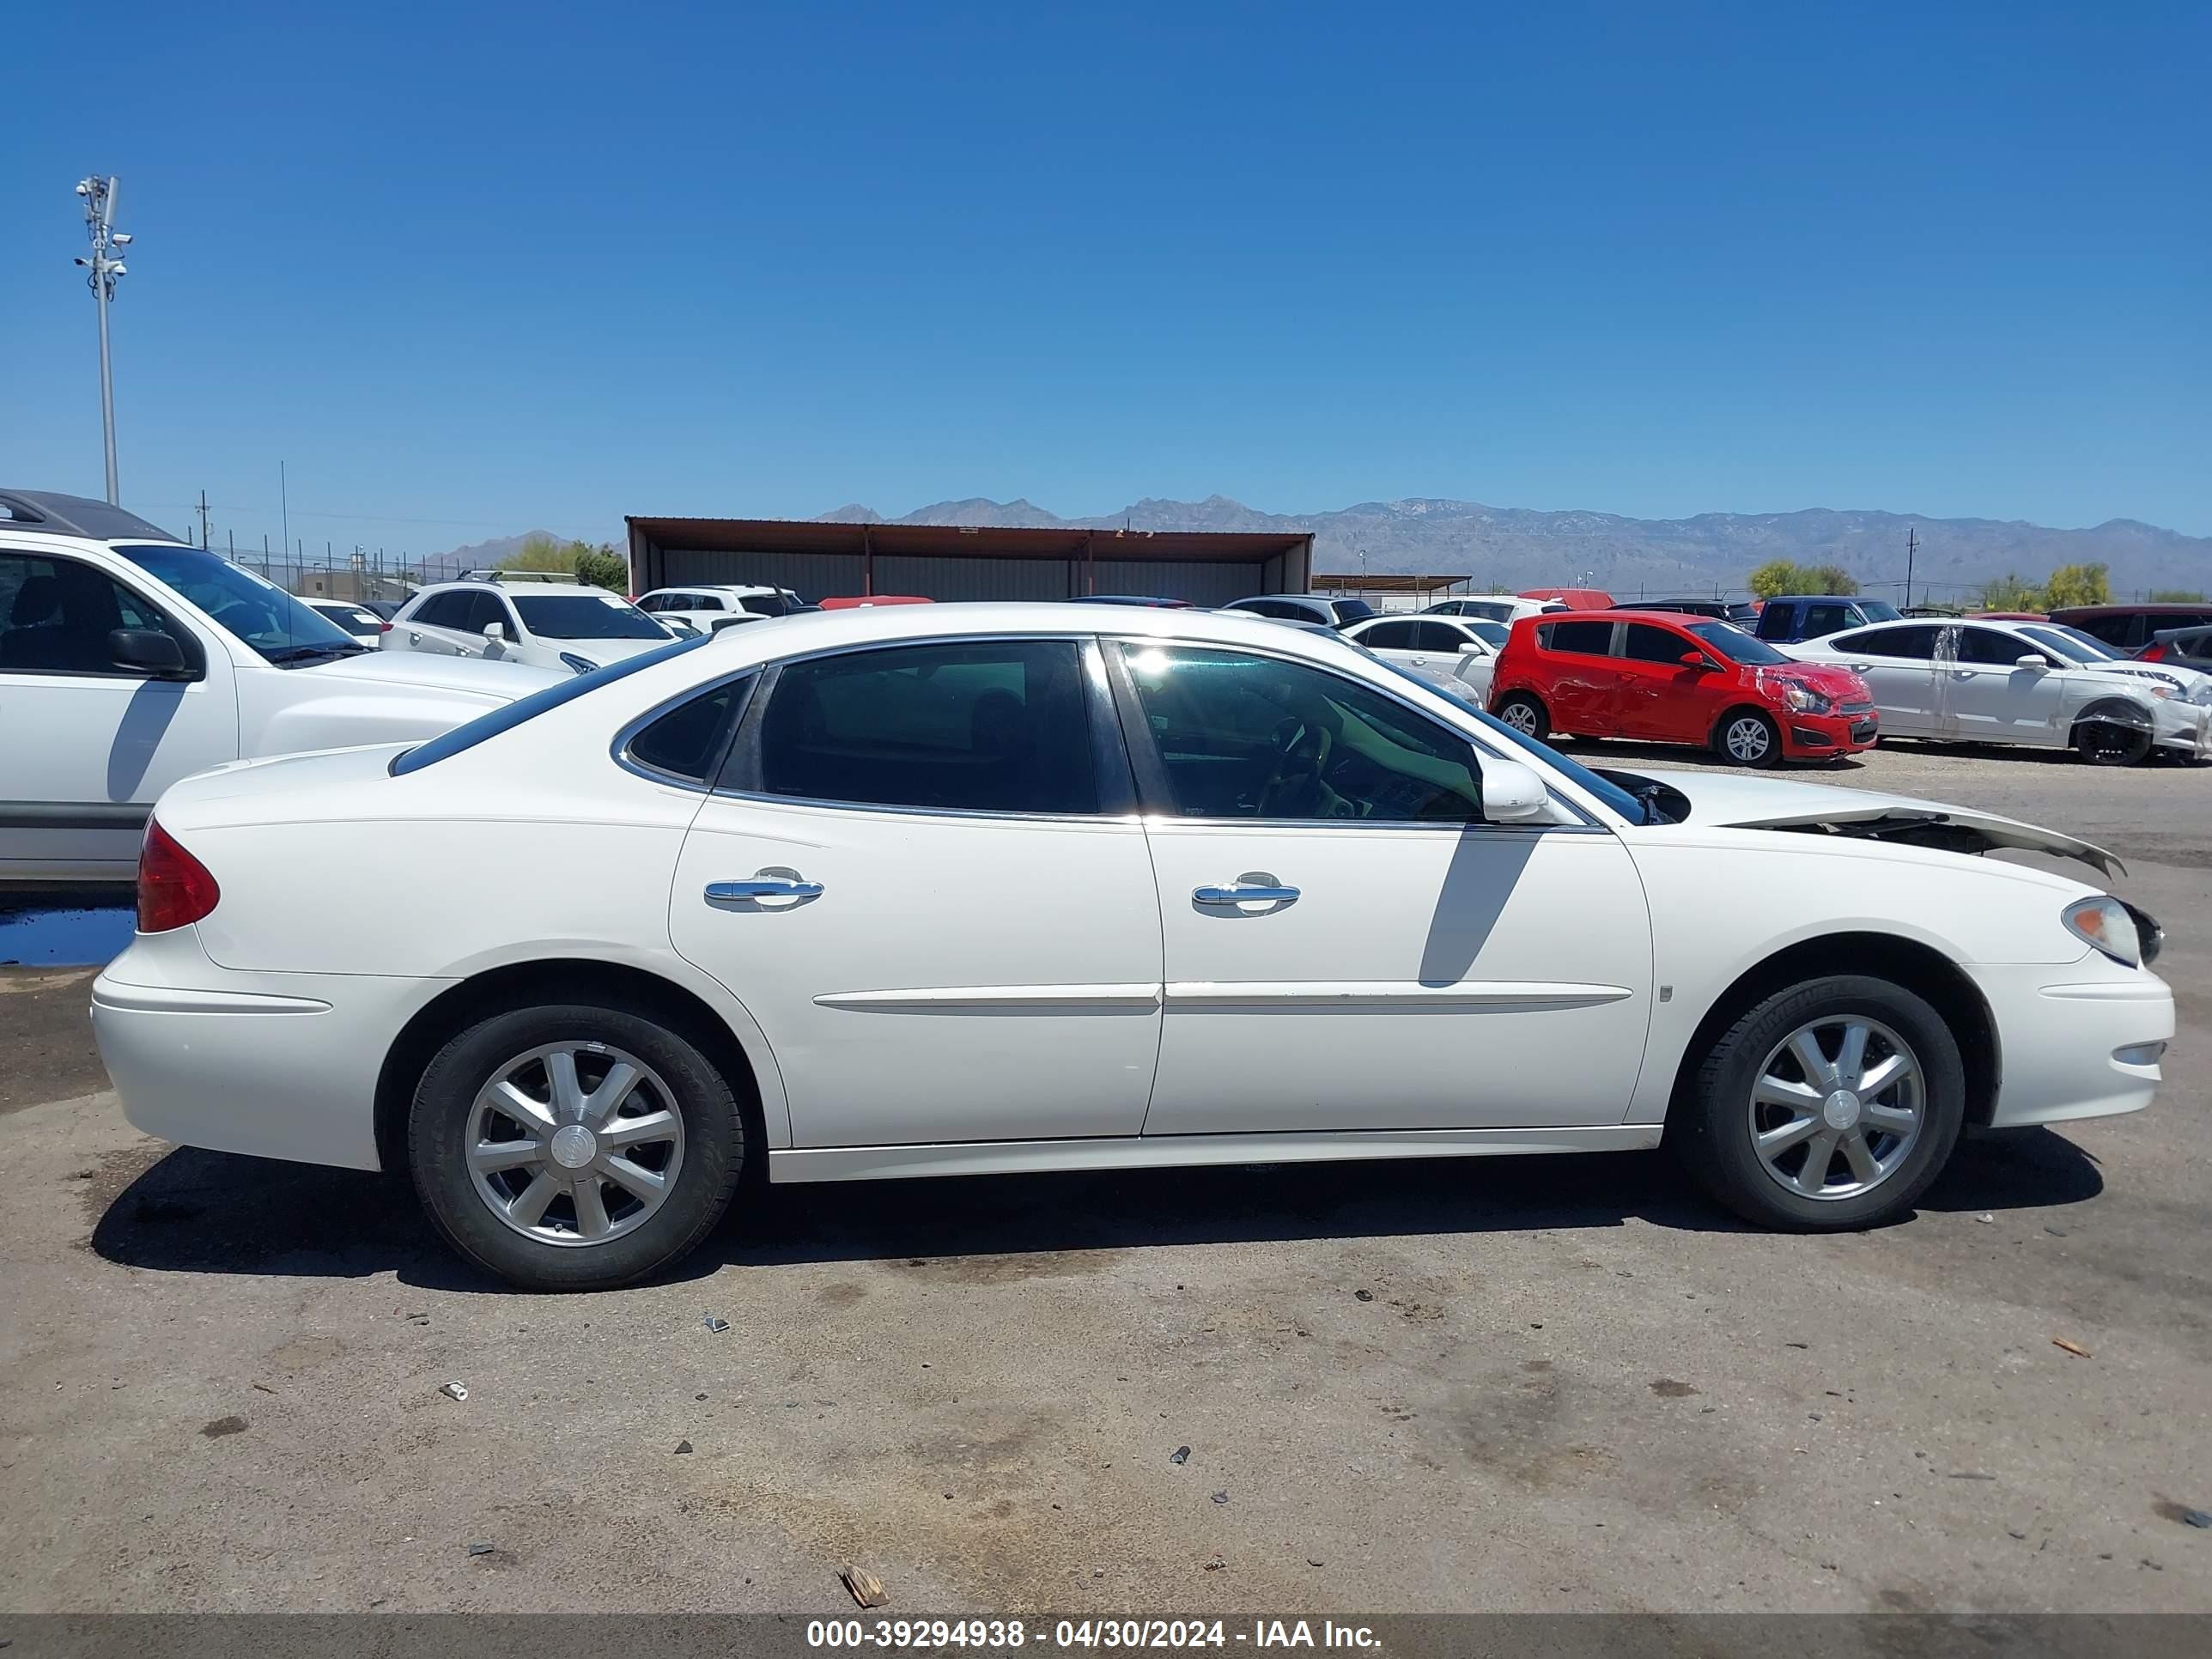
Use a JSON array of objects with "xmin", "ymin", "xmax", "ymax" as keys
[{"xmin": 4, "ymin": 1, "xmax": 2206, "ymax": 560}]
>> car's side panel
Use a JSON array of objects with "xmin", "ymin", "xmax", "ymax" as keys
[{"xmin": 671, "ymin": 796, "xmax": 1164, "ymax": 1146}]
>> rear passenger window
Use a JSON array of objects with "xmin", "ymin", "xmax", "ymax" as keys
[
  {"xmin": 1542, "ymin": 620, "xmax": 1614, "ymax": 655},
  {"xmin": 1360, "ymin": 621, "xmax": 1419, "ymax": 650},
  {"xmin": 750, "ymin": 641, "xmax": 1098, "ymax": 815},
  {"xmin": 628, "ymin": 678, "xmax": 749, "ymax": 781},
  {"xmin": 1843, "ymin": 625, "xmax": 1938, "ymax": 659},
  {"xmin": 414, "ymin": 592, "xmax": 474, "ymax": 629},
  {"xmin": 1620, "ymin": 623, "xmax": 1688, "ymax": 664},
  {"xmin": 1802, "ymin": 605, "xmax": 1850, "ymax": 636}
]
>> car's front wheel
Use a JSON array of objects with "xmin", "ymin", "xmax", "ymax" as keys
[
  {"xmin": 408, "ymin": 1001, "xmax": 747, "ymax": 1291},
  {"xmin": 1716, "ymin": 708, "xmax": 1784, "ymax": 768},
  {"xmin": 1675, "ymin": 974, "xmax": 1965, "ymax": 1231}
]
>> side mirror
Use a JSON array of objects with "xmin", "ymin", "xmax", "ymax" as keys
[
  {"xmin": 483, "ymin": 621, "xmax": 509, "ymax": 644},
  {"xmin": 2015, "ymin": 652, "xmax": 2048, "ymax": 670},
  {"xmin": 1679, "ymin": 650, "xmax": 1715, "ymax": 670},
  {"xmin": 1480, "ymin": 756, "xmax": 1550, "ymax": 823},
  {"xmin": 108, "ymin": 628, "xmax": 189, "ymax": 678},
  {"xmin": 1457, "ymin": 641, "xmax": 1485, "ymax": 654}
]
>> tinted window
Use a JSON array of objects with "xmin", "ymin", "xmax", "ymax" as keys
[
  {"xmin": 2019, "ymin": 625, "xmax": 2106, "ymax": 665},
  {"xmin": 1755, "ymin": 603, "xmax": 1796, "ymax": 639},
  {"xmin": 415, "ymin": 592, "xmax": 475, "ymax": 630},
  {"xmin": 1543, "ymin": 620, "xmax": 1614, "ymax": 655},
  {"xmin": 1841, "ymin": 625, "xmax": 1939, "ymax": 659},
  {"xmin": 1620, "ymin": 623, "xmax": 1690, "ymax": 664},
  {"xmin": 391, "ymin": 635, "xmax": 714, "ymax": 775},
  {"xmin": 1466, "ymin": 619, "xmax": 1510, "ymax": 647},
  {"xmin": 2064, "ymin": 614, "xmax": 2133, "ymax": 647},
  {"xmin": 1688, "ymin": 622, "xmax": 1789, "ymax": 665},
  {"xmin": 1855, "ymin": 600, "xmax": 1902, "ymax": 623},
  {"xmin": 1802, "ymin": 604, "xmax": 1851, "ymax": 637},
  {"xmin": 627, "ymin": 678, "xmax": 747, "ymax": 781},
  {"xmin": 756, "ymin": 641, "xmax": 1097, "ymax": 815},
  {"xmin": 1328, "ymin": 599, "xmax": 1376, "ymax": 624},
  {"xmin": 464, "ymin": 591, "xmax": 514, "ymax": 636},
  {"xmin": 1958, "ymin": 628, "xmax": 2031, "ymax": 665},
  {"xmin": 0, "ymin": 553, "xmax": 194, "ymax": 676},
  {"xmin": 1407, "ymin": 622, "xmax": 1462, "ymax": 652},
  {"xmin": 1120, "ymin": 645, "xmax": 1485, "ymax": 823},
  {"xmin": 513, "ymin": 595, "xmax": 668, "ymax": 640},
  {"xmin": 1360, "ymin": 620, "xmax": 1420, "ymax": 650}
]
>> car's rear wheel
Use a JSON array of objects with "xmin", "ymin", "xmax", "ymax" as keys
[
  {"xmin": 1717, "ymin": 708, "xmax": 1784, "ymax": 768},
  {"xmin": 1675, "ymin": 974, "xmax": 1965, "ymax": 1231},
  {"xmin": 1495, "ymin": 692, "xmax": 1549, "ymax": 741},
  {"xmin": 408, "ymin": 1001, "xmax": 745, "ymax": 1291},
  {"xmin": 2073, "ymin": 718, "xmax": 2154, "ymax": 767}
]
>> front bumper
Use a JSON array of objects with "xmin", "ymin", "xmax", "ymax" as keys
[
  {"xmin": 2149, "ymin": 700, "xmax": 2212, "ymax": 757},
  {"xmin": 91, "ymin": 927, "xmax": 441, "ymax": 1171},
  {"xmin": 1964, "ymin": 960, "xmax": 2174, "ymax": 1127},
  {"xmin": 1780, "ymin": 708, "xmax": 1879, "ymax": 758}
]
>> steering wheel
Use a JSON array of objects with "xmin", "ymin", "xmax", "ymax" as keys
[{"xmin": 1257, "ymin": 716, "xmax": 1334, "ymax": 817}]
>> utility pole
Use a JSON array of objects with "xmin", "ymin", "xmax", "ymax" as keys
[
  {"xmin": 1905, "ymin": 526, "xmax": 1918, "ymax": 610},
  {"xmin": 73, "ymin": 176, "xmax": 131, "ymax": 503},
  {"xmin": 196, "ymin": 490, "xmax": 211, "ymax": 549},
  {"xmin": 280, "ymin": 461, "xmax": 290, "ymax": 572}
]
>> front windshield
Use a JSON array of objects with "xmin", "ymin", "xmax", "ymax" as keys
[
  {"xmin": 1468, "ymin": 619, "xmax": 1509, "ymax": 647},
  {"xmin": 116, "ymin": 544, "xmax": 361, "ymax": 661},
  {"xmin": 1857, "ymin": 599, "xmax": 1902, "ymax": 623},
  {"xmin": 1688, "ymin": 621, "xmax": 1791, "ymax": 665},
  {"xmin": 1393, "ymin": 665, "xmax": 1649, "ymax": 823},
  {"xmin": 2028, "ymin": 623, "xmax": 2116, "ymax": 663},
  {"xmin": 514, "ymin": 594, "xmax": 671, "ymax": 641}
]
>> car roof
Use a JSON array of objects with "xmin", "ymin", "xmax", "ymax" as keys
[
  {"xmin": 2049, "ymin": 603, "xmax": 2210, "ymax": 617},
  {"xmin": 0, "ymin": 489, "xmax": 184, "ymax": 543},
  {"xmin": 415, "ymin": 579, "xmax": 608, "ymax": 599},
  {"xmin": 646, "ymin": 583, "xmax": 783, "ymax": 596},
  {"xmin": 672, "ymin": 599, "xmax": 1370, "ymax": 656}
]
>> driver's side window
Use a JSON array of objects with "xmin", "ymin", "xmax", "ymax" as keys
[{"xmin": 1115, "ymin": 644, "xmax": 1485, "ymax": 823}]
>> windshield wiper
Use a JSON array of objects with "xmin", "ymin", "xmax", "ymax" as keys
[{"xmin": 264, "ymin": 641, "xmax": 369, "ymax": 665}]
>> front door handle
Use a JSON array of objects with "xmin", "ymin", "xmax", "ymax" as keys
[
  {"xmin": 1194, "ymin": 879, "xmax": 1299, "ymax": 907},
  {"xmin": 706, "ymin": 875, "xmax": 824, "ymax": 902}
]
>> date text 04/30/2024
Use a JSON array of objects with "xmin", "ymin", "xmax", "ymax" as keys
[{"xmin": 805, "ymin": 1620, "xmax": 1382, "ymax": 1650}]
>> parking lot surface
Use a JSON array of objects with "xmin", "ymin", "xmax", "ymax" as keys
[{"xmin": 2, "ymin": 742, "xmax": 2207, "ymax": 1615}]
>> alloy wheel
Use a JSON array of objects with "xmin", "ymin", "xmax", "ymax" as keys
[
  {"xmin": 1747, "ymin": 1015, "xmax": 1923, "ymax": 1200},
  {"xmin": 1724, "ymin": 715, "xmax": 1773, "ymax": 763},
  {"xmin": 1501, "ymin": 702, "xmax": 1539, "ymax": 734},
  {"xmin": 465, "ymin": 1042, "xmax": 685, "ymax": 1246}
]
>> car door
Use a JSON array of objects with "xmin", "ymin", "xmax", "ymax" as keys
[
  {"xmin": 1538, "ymin": 618, "xmax": 1620, "ymax": 733},
  {"xmin": 1613, "ymin": 621, "xmax": 1711, "ymax": 741},
  {"xmin": 1946, "ymin": 625, "xmax": 2068, "ymax": 744},
  {"xmin": 1351, "ymin": 618, "xmax": 1426, "ymax": 677},
  {"xmin": 669, "ymin": 635, "xmax": 1164, "ymax": 1147},
  {"xmin": 395, "ymin": 591, "xmax": 476, "ymax": 656},
  {"xmin": 0, "ymin": 548, "xmax": 239, "ymax": 876},
  {"xmin": 1820, "ymin": 625, "xmax": 1940, "ymax": 736},
  {"xmin": 1431, "ymin": 622, "xmax": 1497, "ymax": 700},
  {"xmin": 1108, "ymin": 640, "xmax": 1653, "ymax": 1134}
]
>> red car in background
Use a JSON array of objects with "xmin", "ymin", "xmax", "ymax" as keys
[{"xmin": 1486, "ymin": 609, "xmax": 1876, "ymax": 768}]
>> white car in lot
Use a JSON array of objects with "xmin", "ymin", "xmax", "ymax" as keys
[
  {"xmin": 303, "ymin": 599, "xmax": 392, "ymax": 645},
  {"xmin": 95, "ymin": 604, "xmax": 2172, "ymax": 1290},
  {"xmin": 1786, "ymin": 617, "xmax": 2212, "ymax": 765},
  {"xmin": 0, "ymin": 489, "xmax": 563, "ymax": 884},
  {"xmin": 1424, "ymin": 595, "xmax": 1566, "ymax": 625},
  {"xmin": 1340, "ymin": 613, "xmax": 1505, "ymax": 699},
  {"xmin": 389, "ymin": 579, "xmax": 678, "ymax": 675},
  {"xmin": 635, "ymin": 584, "xmax": 805, "ymax": 634}
]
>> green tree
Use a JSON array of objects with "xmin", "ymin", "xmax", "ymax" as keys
[
  {"xmin": 1802, "ymin": 563, "xmax": 1859, "ymax": 596},
  {"xmin": 574, "ymin": 544, "xmax": 627, "ymax": 592},
  {"xmin": 1748, "ymin": 558, "xmax": 1858, "ymax": 598},
  {"xmin": 1980, "ymin": 573, "xmax": 2047, "ymax": 612},
  {"xmin": 496, "ymin": 532, "xmax": 573, "ymax": 574},
  {"xmin": 2042, "ymin": 562, "xmax": 2112, "ymax": 611},
  {"xmin": 1747, "ymin": 559, "xmax": 1802, "ymax": 599},
  {"xmin": 2148, "ymin": 588, "xmax": 2207, "ymax": 603}
]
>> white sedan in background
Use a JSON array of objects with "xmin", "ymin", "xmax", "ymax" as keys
[
  {"xmin": 1340, "ymin": 613, "xmax": 1505, "ymax": 698},
  {"xmin": 1423, "ymin": 596, "xmax": 1566, "ymax": 625},
  {"xmin": 95, "ymin": 604, "xmax": 2172, "ymax": 1290},
  {"xmin": 389, "ymin": 579, "xmax": 679, "ymax": 676},
  {"xmin": 1786, "ymin": 617, "xmax": 2212, "ymax": 765}
]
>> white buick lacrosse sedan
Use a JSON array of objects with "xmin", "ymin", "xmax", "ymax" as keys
[{"xmin": 92, "ymin": 604, "xmax": 2172, "ymax": 1290}]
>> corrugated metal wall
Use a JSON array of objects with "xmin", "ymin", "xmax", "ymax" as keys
[{"xmin": 649, "ymin": 546, "xmax": 1294, "ymax": 605}]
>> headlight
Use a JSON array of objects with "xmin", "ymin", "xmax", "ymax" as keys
[
  {"xmin": 1780, "ymin": 679, "xmax": 1833, "ymax": 714},
  {"xmin": 559, "ymin": 652, "xmax": 600, "ymax": 676},
  {"xmin": 2063, "ymin": 896, "xmax": 2142, "ymax": 968}
]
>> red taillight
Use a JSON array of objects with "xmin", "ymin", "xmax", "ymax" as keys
[
  {"xmin": 376, "ymin": 620, "xmax": 392, "ymax": 632},
  {"xmin": 137, "ymin": 818, "xmax": 221, "ymax": 933},
  {"xmin": 2142, "ymin": 642, "xmax": 2167, "ymax": 662}
]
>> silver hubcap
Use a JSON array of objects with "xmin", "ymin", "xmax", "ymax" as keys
[
  {"xmin": 1726, "ymin": 717, "xmax": 1771, "ymax": 761},
  {"xmin": 1748, "ymin": 1015, "xmax": 1923, "ymax": 1200},
  {"xmin": 1504, "ymin": 702, "xmax": 1538, "ymax": 733},
  {"xmin": 465, "ymin": 1042, "xmax": 684, "ymax": 1247}
]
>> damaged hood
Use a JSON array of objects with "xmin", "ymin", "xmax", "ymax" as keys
[{"xmin": 1632, "ymin": 771, "xmax": 2123, "ymax": 878}]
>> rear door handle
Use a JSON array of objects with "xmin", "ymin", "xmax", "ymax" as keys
[
  {"xmin": 706, "ymin": 876, "xmax": 824, "ymax": 902},
  {"xmin": 1194, "ymin": 880, "xmax": 1299, "ymax": 906}
]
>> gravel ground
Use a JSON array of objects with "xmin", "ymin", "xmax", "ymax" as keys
[{"xmin": 1, "ymin": 741, "xmax": 2207, "ymax": 1616}]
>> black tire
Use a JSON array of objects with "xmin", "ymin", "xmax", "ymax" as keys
[
  {"xmin": 1494, "ymin": 691, "xmax": 1550, "ymax": 741},
  {"xmin": 408, "ymin": 1001, "xmax": 746, "ymax": 1291},
  {"xmin": 2072, "ymin": 718, "xmax": 2154, "ymax": 767},
  {"xmin": 1714, "ymin": 707, "xmax": 1784, "ymax": 768},
  {"xmin": 1674, "ymin": 974, "xmax": 1966, "ymax": 1231}
]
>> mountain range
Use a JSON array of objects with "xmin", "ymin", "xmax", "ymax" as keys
[{"xmin": 428, "ymin": 497, "xmax": 2211, "ymax": 599}]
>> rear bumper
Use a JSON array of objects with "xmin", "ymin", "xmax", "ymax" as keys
[
  {"xmin": 91, "ymin": 927, "xmax": 441, "ymax": 1171},
  {"xmin": 1965, "ymin": 961, "xmax": 2174, "ymax": 1127}
]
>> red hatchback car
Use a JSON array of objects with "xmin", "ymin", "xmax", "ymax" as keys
[{"xmin": 1487, "ymin": 610, "xmax": 1876, "ymax": 767}]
